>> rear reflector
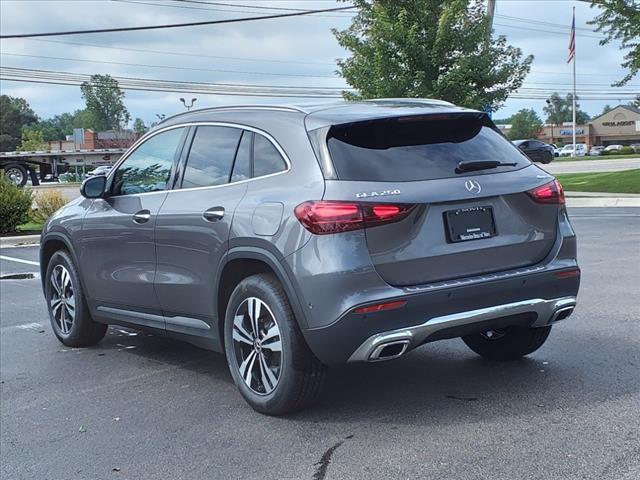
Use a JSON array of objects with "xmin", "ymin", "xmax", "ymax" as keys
[
  {"xmin": 528, "ymin": 179, "xmax": 565, "ymax": 204},
  {"xmin": 294, "ymin": 201, "xmax": 414, "ymax": 235},
  {"xmin": 354, "ymin": 300, "xmax": 407, "ymax": 314},
  {"xmin": 554, "ymin": 268, "xmax": 580, "ymax": 279}
]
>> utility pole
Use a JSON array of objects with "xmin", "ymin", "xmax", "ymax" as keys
[{"xmin": 487, "ymin": 0, "xmax": 496, "ymax": 29}]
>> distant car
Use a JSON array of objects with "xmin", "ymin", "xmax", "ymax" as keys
[
  {"xmin": 550, "ymin": 144, "xmax": 560, "ymax": 157},
  {"xmin": 560, "ymin": 144, "xmax": 587, "ymax": 157},
  {"xmin": 630, "ymin": 144, "xmax": 640, "ymax": 153},
  {"xmin": 86, "ymin": 166, "xmax": 113, "ymax": 177},
  {"xmin": 604, "ymin": 145, "xmax": 623, "ymax": 153},
  {"xmin": 512, "ymin": 139, "xmax": 554, "ymax": 164},
  {"xmin": 589, "ymin": 146, "xmax": 605, "ymax": 156}
]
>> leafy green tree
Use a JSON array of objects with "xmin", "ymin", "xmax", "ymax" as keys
[
  {"xmin": 589, "ymin": 0, "xmax": 639, "ymax": 86},
  {"xmin": 599, "ymin": 104, "xmax": 613, "ymax": 116},
  {"xmin": 543, "ymin": 92, "xmax": 590, "ymax": 125},
  {"xmin": 80, "ymin": 74, "xmax": 130, "ymax": 131},
  {"xmin": 508, "ymin": 109, "xmax": 543, "ymax": 140},
  {"xmin": 133, "ymin": 118, "xmax": 148, "ymax": 136},
  {"xmin": 18, "ymin": 130, "xmax": 47, "ymax": 151},
  {"xmin": 0, "ymin": 95, "xmax": 38, "ymax": 151},
  {"xmin": 333, "ymin": 0, "xmax": 533, "ymax": 111}
]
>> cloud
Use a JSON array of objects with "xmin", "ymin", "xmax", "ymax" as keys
[{"xmin": 0, "ymin": 0, "xmax": 635, "ymax": 124}]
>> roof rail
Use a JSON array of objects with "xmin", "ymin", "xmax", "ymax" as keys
[
  {"xmin": 362, "ymin": 98, "xmax": 456, "ymax": 107},
  {"xmin": 160, "ymin": 104, "xmax": 307, "ymax": 124}
]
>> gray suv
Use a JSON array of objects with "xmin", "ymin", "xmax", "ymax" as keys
[{"xmin": 40, "ymin": 99, "xmax": 580, "ymax": 415}]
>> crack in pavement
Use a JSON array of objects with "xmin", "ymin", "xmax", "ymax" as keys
[{"xmin": 313, "ymin": 435, "xmax": 353, "ymax": 480}]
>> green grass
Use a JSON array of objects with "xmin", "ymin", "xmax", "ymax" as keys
[
  {"xmin": 555, "ymin": 169, "xmax": 640, "ymax": 194},
  {"xmin": 16, "ymin": 222, "xmax": 44, "ymax": 233},
  {"xmin": 555, "ymin": 153, "xmax": 640, "ymax": 162}
]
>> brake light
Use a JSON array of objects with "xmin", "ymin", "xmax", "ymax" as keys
[
  {"xmin": 354, "ymin": 300, "xmax": 407, "ymax": 314},
  {"xmin": 294, "ymin": 201, "xmax": 414, "ymax": 235},
  {"xmin": 528, "ymin": 179, "xmax": 565, "ymax": 204},
  {"xmin": 555, "ymin": 268, "xmax": 580, "ymax": 279}
]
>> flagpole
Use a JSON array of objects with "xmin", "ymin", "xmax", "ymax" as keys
[{"xmin": 572, "ymin": 6, "xmax": 576, "ymax": 155}]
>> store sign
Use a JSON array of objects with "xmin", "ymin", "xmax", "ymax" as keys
[
  {"xmin": 602, "ymin": 121, "xmax": 634, "ymax": 127},
  {"xmin": 559, "ymin": 128, "xmax": 585, "ymax": 135}
]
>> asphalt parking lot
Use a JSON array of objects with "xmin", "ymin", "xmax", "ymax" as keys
[{"xmin": 1, "ymin": 207, "xmax": 639, "ymax": 480}]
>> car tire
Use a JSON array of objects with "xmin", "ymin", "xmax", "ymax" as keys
[
  {"xmin": 223, "ymin": 273, "xmax": 326, "ymax": 415},
  {"xmin": 542, "ymin": 152, "xmax": 553, "ymax": 164},
  {"xmin": 462, "ymin": 325, "xmax": 552, "ymax": 361},
  {"xmin": 45, "ymin": 250, "xmax": 107, "ymax": 347}
]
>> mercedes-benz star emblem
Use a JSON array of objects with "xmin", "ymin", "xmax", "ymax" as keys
[{"xmin": 465, "ymin": 179, "xmax": 482, "ymax": 194}]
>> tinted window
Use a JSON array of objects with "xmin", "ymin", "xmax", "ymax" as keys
[
  {"xmin": 326, "ymin": 115, "xmax": 530, "ymax": 182},
  {"xmin": 253, "ymin": 134, "xmax": 287, "ymax": 177},
  {"xmin": 112, "ymin": 128, "xmax": 184, "ymax": 195},
  {"xmin": 182, "ymin": 126, "xmax": 243, "ymax": 188},
  {"xmin": 231, "ymin": 131, "xmax": 252, "ymax": 182}
]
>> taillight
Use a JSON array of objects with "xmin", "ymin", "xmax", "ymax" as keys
[
  {"xmin": 527, "ymin": 179, "xmax": 565, "ymax": 204},
  {"xmin": 294, "ymin": 201, "xmax": 414, "ymax": 235},
  {"xmin": 354, "ymin": 300, "xmax": 407, "ymax": 314}
]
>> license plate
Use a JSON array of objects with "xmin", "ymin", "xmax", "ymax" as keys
[{"xmin": 444, "ymin": 206, "xmax": 496, "ymax": 243}]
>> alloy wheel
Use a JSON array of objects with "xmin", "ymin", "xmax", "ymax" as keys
[
  {"xmin": 49, "ymin": 265, "xmax": 76, "ymax": 335},
  {"xmin": 232, "ymin": 297, "xmax": 282, "ymax": 395}
]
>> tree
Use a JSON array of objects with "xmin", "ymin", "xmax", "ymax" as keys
[
  {"xmin": 133, "ymin": 118, "xmax": 148, "ymax": 136},
  {"xmin": 333, "ymin": 0, "xmax": 533, "ymax": 111},
  {"xmin": 508, "ymin": 109, "xmax": 543, "ymax": 140},
  {"xmin": 80, "ymin": 74, "xmax": 130, "ymax": 131},
  {"xmin": 599, "ymin": 104, "xmax": 613, "ymax": 116},
  {"xmin": 0, "ymin": 95, "xmax": 38, "ymax": 151},
  {"xmin": 543, "ymin": 92, "xmax": 590, "ymax": 125},
  {"xmin": 589, "ymin": 1, "xmax": 639, "ymax": 86},
  {"xmin": 17, "ymin": 130, "xmax": 47, "ymax": 152}
]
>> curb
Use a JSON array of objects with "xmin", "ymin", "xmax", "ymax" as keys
[
  {"xmin": 566, "ymin": 197, "xmax": 640, "ymax": 208},
  {"xmin": 0, "ymin": 235, "xmax": 41, "ymax": 248}
]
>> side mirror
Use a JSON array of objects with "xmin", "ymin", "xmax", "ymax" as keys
[{"xmin": 81, "ymin": 175, "xmax": 107, "ymax": 199}]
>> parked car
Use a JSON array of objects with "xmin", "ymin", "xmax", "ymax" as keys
[
  {"xmin": 589, "ymin": 146, "xmax": 605, "ymax": 156},
  {"xmin": 512, "ymin": 139, "xmax": 555, "ymax": 164},
  {"xmin": 551, "ymin": 144, "xmax": 560, "ymax": 157},
  {"xmin": 86, "ymin": 166, "xmax": 113, "ymax": 177},
  {"xmin": 604, "ymin": 144, "xmax": 623, "ymax": 153},
  {"xmin": 39, "ymin": 100, "xmax": 580, "ymax": 415},
  {"xmin": 630, "ymin": 144, "xmax": 640, "ymax": 153},
  {"xmin": 560, "ymin": 144, "xmax": 588, "ymax": 157}
]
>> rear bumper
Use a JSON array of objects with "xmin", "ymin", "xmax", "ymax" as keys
[
  {"xmin": 300, "ymin": 267, "xmax": 580, "ymax": 366},
  {"xmin": 348, "ymin": 296, "xmax": 576, "ymax": 362}
]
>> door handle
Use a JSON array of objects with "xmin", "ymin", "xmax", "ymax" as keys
[
  {"xmin": 132, "ymin": 210, "xmax": 151, "ymax": 224},
  {"xmin": 203, "ymin": 206, "xmax": 225, "ymax": 222}
]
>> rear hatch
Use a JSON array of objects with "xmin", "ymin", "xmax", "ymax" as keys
[{"xmin": 320, "ymin": 113, "xmax": 561, "ymax": 287}]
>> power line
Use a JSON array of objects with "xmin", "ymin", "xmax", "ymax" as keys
[
  {"xmin": 0, "ymin": 4, "xmax": 356, "ymax": 39},
  {"xmin": 21, "ymin": 38, "xmax": 336, "ymax": 66},
  {"xmin": 0, "ymin": 52, "xmax": 342, "ymax": 79}
]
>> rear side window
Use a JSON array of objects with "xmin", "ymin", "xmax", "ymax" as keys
[
  {"xmin": 326, "ymin": 115, "xmax": 530, "ymax": 182},
  {"xmin": 253, "ymin": 134, "xmax": 287, "ymax": 177},
  {"xmin": 182, "ymin": 126, "xmax": 242, "ymax": 188}
]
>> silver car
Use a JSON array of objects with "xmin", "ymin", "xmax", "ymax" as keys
[{"xmin": 40, "ymin": 99, "xmax": 580, "ymax": 415}]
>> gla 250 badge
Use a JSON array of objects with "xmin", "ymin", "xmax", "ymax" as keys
[{"xmin": 355, "ymin": 189, "xmax": 401, "ymax": 199}]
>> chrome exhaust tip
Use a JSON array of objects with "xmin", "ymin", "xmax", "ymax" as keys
[
  {"xmin": 550, "ymin": 306, "xmax": 574, "ymax": 323},
  {"xmin": 368, "ymin": 340, "xmax": 410, "ymax": 362}
]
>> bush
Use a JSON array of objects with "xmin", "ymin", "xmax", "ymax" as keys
[
  {"xmin": 619, "ymin": 146, "xmax": 634, "ymax": 155},
  {"xmin": 601, "ymin": 150, "xmax": 610, "ymax": 156},
  {"xmin": 0, "ymin": 173, "xmax": 33, "ymax": 234},
  {"xmin": 31, "ymin": 190, "xmax": 67, "ymax": 224}
]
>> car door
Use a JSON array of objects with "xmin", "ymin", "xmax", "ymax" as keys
[
  {"xmin": 79, "ymin": 126, "xmax": 187, "ymax": 322},
  {"xmin": 154, "ymin": 125, "xmax": 250, "ymax": 337}
]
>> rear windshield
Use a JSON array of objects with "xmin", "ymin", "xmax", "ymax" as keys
[{"xmin": 326, "ymin": 114, "xmax": 530, "ymax": 182}]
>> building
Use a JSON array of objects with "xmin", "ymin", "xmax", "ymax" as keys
[{"xmin": 538, "ymin": 105, "xmax": 640, "ymax": 147}]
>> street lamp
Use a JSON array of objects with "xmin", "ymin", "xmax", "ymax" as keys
[
  {"xmin": 545, "ymin": 98, "xmax": 554, "ymax": 144},
  {"xmin": 180, "ymin": 98, "xmax": 197, "ymax": 111}
]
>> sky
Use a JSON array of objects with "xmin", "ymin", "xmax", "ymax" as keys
[{"xmin": 0, "ymin": 0, "xmax": 638, "ymax": 126}]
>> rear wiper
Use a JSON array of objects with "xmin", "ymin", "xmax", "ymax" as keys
[{"xmin": 455, "ymin": 160, "xmax": 517, "ymax": 174}]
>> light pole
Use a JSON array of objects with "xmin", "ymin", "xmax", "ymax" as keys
[
  {"xmin": 180, "ymin": 98, "xmax": 197, "ymax": 111},
  {"xmin": 545, "ymin": 98, "xmax": 554, "ymax": 145}
]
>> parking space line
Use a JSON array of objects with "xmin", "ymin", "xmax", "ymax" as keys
[{"xmin": 0, "ymin": 255, "xmax": 40, "ymax": 266}]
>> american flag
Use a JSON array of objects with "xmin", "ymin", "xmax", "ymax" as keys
[{"xmin": 567, "ymin": 11, "xmax": 575, "ymax": 63}]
